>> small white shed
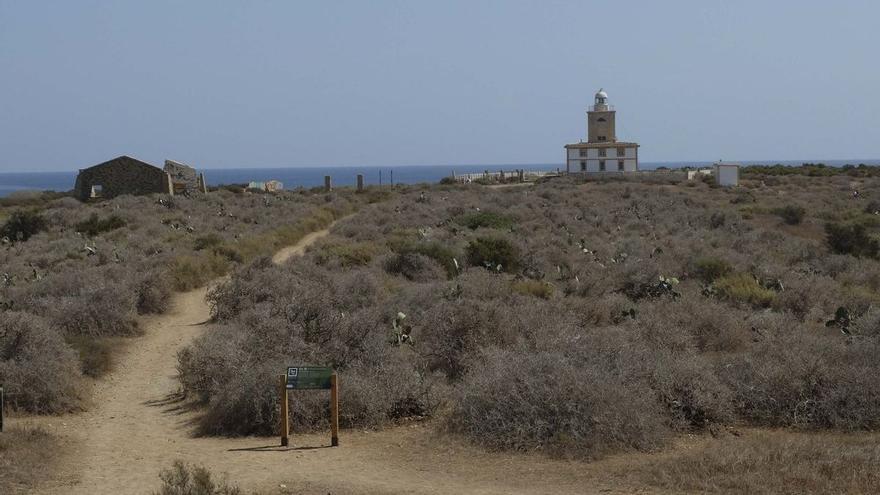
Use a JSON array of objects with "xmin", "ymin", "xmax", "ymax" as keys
[
  {"xmin": 714, "ymin": 162, "xmax": 740, "ymax": 187},
  {"xmin": 687, "ymin": 168, "xmax": 714, "ymax": 180}
]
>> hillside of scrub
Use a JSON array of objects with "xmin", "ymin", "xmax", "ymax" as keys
[
  {"xmin": 180, "ymin": 171, "xmax": 880, "ymax": 459},
  {"xmin": 0, "ymin": 188, "xmax": 360, "ymax": 415}
]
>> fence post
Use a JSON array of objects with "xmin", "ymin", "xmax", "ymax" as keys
[
  {"xmin": 279, "ymin": 374, "xmax": 289, "ymax": 447},
  {"xmin": 356, "ymin": 174, "xmax": 364, "ymax": 192},
  {"xmin": 0, "ymin": 384, "xmax": 4, "ymax": 432},
  {"xmin": 324, "ymin": 175, "xmax": 332, "ymax": 192},
  {"xmin": 330, "ymin": 373, "xmax": 339, "ymax": 446}
]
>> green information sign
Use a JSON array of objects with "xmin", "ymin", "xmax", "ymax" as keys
[{"xmin": 286, "ymin": 366, "xmax": 333, "ymax": 390}]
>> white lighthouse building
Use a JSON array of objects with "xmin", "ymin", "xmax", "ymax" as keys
[{"xmin": 564, "ymin": 89, "xmax": 640, "ymax": 173}]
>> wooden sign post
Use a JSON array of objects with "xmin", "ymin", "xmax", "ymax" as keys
[
  {"xmin": 280, "ymin": 367, "xmax": 339, "ymax": 447},
  {"xmin": 330, "ymin": 373, "xmax": 339, "ymax": 446},
  {"xmin": 279, "ymin": 374, "xmax": 289, "ymax": 447}
]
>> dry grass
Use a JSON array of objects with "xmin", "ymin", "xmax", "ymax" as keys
[
  {"xmin": 0, "ymin": 426, "xmax": 64, "ymax": 494},
  {"xmin": 640, "ymin": 430, "xmax": 880, "ymax": 494}
]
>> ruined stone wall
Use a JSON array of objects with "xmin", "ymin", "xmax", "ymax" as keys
[
  {"xmin": 74, "ymin": 156, "xmax": 173, "ymax": 201},
  {"xmin": 164, "ymin": 160, "xmax": 200, "ymax": 194}
]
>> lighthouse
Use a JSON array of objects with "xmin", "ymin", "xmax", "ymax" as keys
[{"xmin": 564, "ymin": 89, "xmax": 640, "ymax": 173}]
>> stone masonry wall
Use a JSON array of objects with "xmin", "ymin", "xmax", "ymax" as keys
[
  {"xmin": 164, "ymin": 160, "xmax": 203, "ymax": 194},
  {"xmin": 74, "ymin": 156, "xmax": 173, "ymax": 201}
]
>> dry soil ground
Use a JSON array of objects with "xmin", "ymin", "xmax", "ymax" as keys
[{"xmin": 14, "ymin": 226, "xmax": 655, "ymax": 494}]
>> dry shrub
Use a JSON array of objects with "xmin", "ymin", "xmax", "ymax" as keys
[
  {"xmin": 448, "ymin": 347, "xmax": 669, "ymax": 458},
  {"xmin": 391, "ymin": 240, "xmax": 460, "ymax": 278},
  {"xmin": 418, "ymin": 299, "xmax": 519, "ymax": 380},
  {"xmin": 205, "ymin": 257, "xmax": 274, "ymax": 322},
  {"xmin": 640, "ymin": 431, "xmax": 880, "ymax": 494},
  {"xmin": 825, "ymin": 220, "xmax": 880, "ymax": 258},
  {"xmin": 50, "ymin": 284, "xmax": 140, "ymax": 337},
  {"xmin": 774, "ymin": 204, "xmax": 806, "ymax": 225},
  {"xmin": 135, "ymin": 271, "xmax": 173, "ymax": 314},
  {"xmin": 511, "ymin": 279, "xmax": 554, "ymax": 299},
  {"xmin": 382, "ymin": 252, "xmax": 446, "ymax": 282},
  {"xmin": 182, "ymin": 262, "xmax": 438, "ymax": 435},
  {"xmin": 314, "ymin": 241, "xmax": 380, "ymax": 268},
  {"xmin": 155, "ymin": 460, "xmax": 242, "ymax": 495},
  {"xmin": 0, "ymin": 209, "xmax": 46, "ymax": 242},
  {"xmin": 647, "ymin": 349, "xmax": 734, "ymax": 428},
  {"xmin": 75, "ymin": 213, "xmax": 126, "ymax": 236},
  {"xmin": 174, "ymin": 176, "xmax": 880, "ymax": 461},
  {"xmin": 454, "ymin": 210, "xmax": 515, "ymax": 230},
  {"xmin": 772, "ymin": 274, "xmax": 840, "ymax": 319},
  {"xmin": 693, "ymin": 256, "xmax": 733, "ymax": 283},
  {"xmin": 719, "ymin": 332, "xmax": 880, "ymax": 429},
  {"xmin": 0, "ymin": 312, "xmax": 81, "ymax": 413},
  {"xmin": 66, "ymin": 336, "xmax": 118, "ymax": 378},
  {"xmin": 169, "ymin": 253, "xmax": 230, "ymax": 291},
  {"xmin": 639, "ymin": 299, "xmax": 751, "ymax": 353}
]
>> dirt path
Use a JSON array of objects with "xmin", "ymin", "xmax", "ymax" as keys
[{"xmin": 20, "ymin": 224, "xmax": 640, "ymax": 495}]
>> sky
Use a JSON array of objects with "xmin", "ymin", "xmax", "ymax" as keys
[{"xmin": 1, "ymin": 0, "xmax": 879, "ymax": 172}]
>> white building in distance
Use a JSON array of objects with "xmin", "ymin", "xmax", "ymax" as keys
[
  {"xmin": 714, "ymin": 162, "xmax": 740, "ymax": 187},
  {"xmin": 564, "ymin": 89, "xmax": 639, "ymax": 173}
]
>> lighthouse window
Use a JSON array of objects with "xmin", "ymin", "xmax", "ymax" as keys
[
  {"xmin": 598, "ymin": 148, "xmax": 607, "ymax": 157},
  {"xmin": 579, "ymin": 149, "xmax": 587, "ymax": 157},
  {"xmin": 617, "ymin": 147, "xmax": 626, "ymax": 156},
  {"xmin": 580, "ymin": 161, "xmax": 586, "ymax": 171},
  {"xmin": 597, "ymin": 117, "xmax": 607, "ymax": 122},
  {"xmin": 618, "ymin": 161, "xmax": 625, "ymax": 171},
  {"xmin": 598, "ymin": 136, "xmax": 607, "ymax": 141},
  {"xmin": 599, "ymin": 161, "xmax": 606, "ymax": 171}
]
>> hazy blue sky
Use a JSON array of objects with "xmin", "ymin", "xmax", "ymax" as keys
[{"xmin": 1, "ymin": 1, "xmax": 878, "ymax": 172}]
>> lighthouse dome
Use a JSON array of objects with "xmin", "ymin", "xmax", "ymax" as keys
[{"xmin": 595, "ymin": 88, "xmax": 608, "ymax": 99}]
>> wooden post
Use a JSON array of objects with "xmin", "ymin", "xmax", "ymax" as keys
[
  {"xmin": 356, "ymin": 174, "xmax": 364, "ymax": 192},
  {"xmin": 0, "ymin": 384, "xmax": 4, "ymax": 432},
  {"xmin": 279, "ymin": 374, "xmax": 289, "ymax": 447},
  {"xmin": 330, "ymin": 373, "xmax": 339, "ymax": 447},
  {"xmin": 324, "ymin": 175, "xmax": 332, "ymax": 192}
]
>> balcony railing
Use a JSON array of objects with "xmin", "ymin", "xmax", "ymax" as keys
[{"xmin": 588, "ymin": 104, "xmax": 615, "ymax": 112}]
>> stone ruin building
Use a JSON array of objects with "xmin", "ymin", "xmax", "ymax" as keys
[
  {"xmin": 74, "ymin": 155, "xmax": 207, "ymax": 201},
  {"xmin": 164, "ymin": 159, "xmax": 208, "ymax": 195}
]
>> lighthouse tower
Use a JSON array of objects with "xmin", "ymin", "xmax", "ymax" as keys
[
  {"xmin": 564, "ymin": 88, "xmax": 639, "ymax": 173},
  {"xmin": 587, "ymin": 89, "xmax": 615, "ymax": 143}
]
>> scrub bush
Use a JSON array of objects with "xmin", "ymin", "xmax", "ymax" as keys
[
  {"xmin": 0, "ymin": 312, "xmax": 81, "ymax": 413},
  {"xmin": 774, "ymin": 205, "xmax": 806, "ymax": 225},
  {"xmin": 74, "ymin": 213, "xmax": 126, "ymax": 236},
  {"xmin": 693, "ymin": 257, "xmax": 733, "ymax": 283},
  {"xmin": 511, "ymin": 279, "xmax": 554, "ymax": 299},
  {"xmin": 135, "ymin": 271, "xmax": 173, "ymax": 314},
  {"xmin": 171, "ymin": 174, "xmax": 880, "ymax": 462},
  {"xmin": 825, "ymin": 221, "xmax": 880, "ymax": 258},
  {"xmin": 466, "ymin": 236, "xmax": 520, "ymax": 272},
  {"xmin": 449, "ymin": 347, "xmax": 669, "ymax": 458},
  {"xmin": 155, "ymin": 461, "xmax": 242, "ymax": 495},
  {"xmin": 382, "ymin": 252, "xmax": 446, "ymax": 282},
  {"xmin": 454, "ymin": 211, "xmax": 515, "ymax": 230},
  {"xmin": 0, "ymin": 209, "xmax": 45, "ymax": 242},
  {"xmin": 391, "ymin": 240, "xmax": 460, "ymax": 278}
]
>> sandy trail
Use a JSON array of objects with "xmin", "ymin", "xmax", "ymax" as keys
[{"xmin": 21, "ymin": 224, "xmax": 638, "ymax": 495}]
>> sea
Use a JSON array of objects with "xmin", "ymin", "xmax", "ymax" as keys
[{"xmin": 1, "ymin": 159, "xmax": 879, "ymax": 197}]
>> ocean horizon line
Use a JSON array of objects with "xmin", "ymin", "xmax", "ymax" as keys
[
  {"xmin": 3, "ymin": 157, "xmax": 880, "ymax": 175},
  {"xmin": 2, "ymin": 158, "xmax": 880, "ymax": 197}
]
